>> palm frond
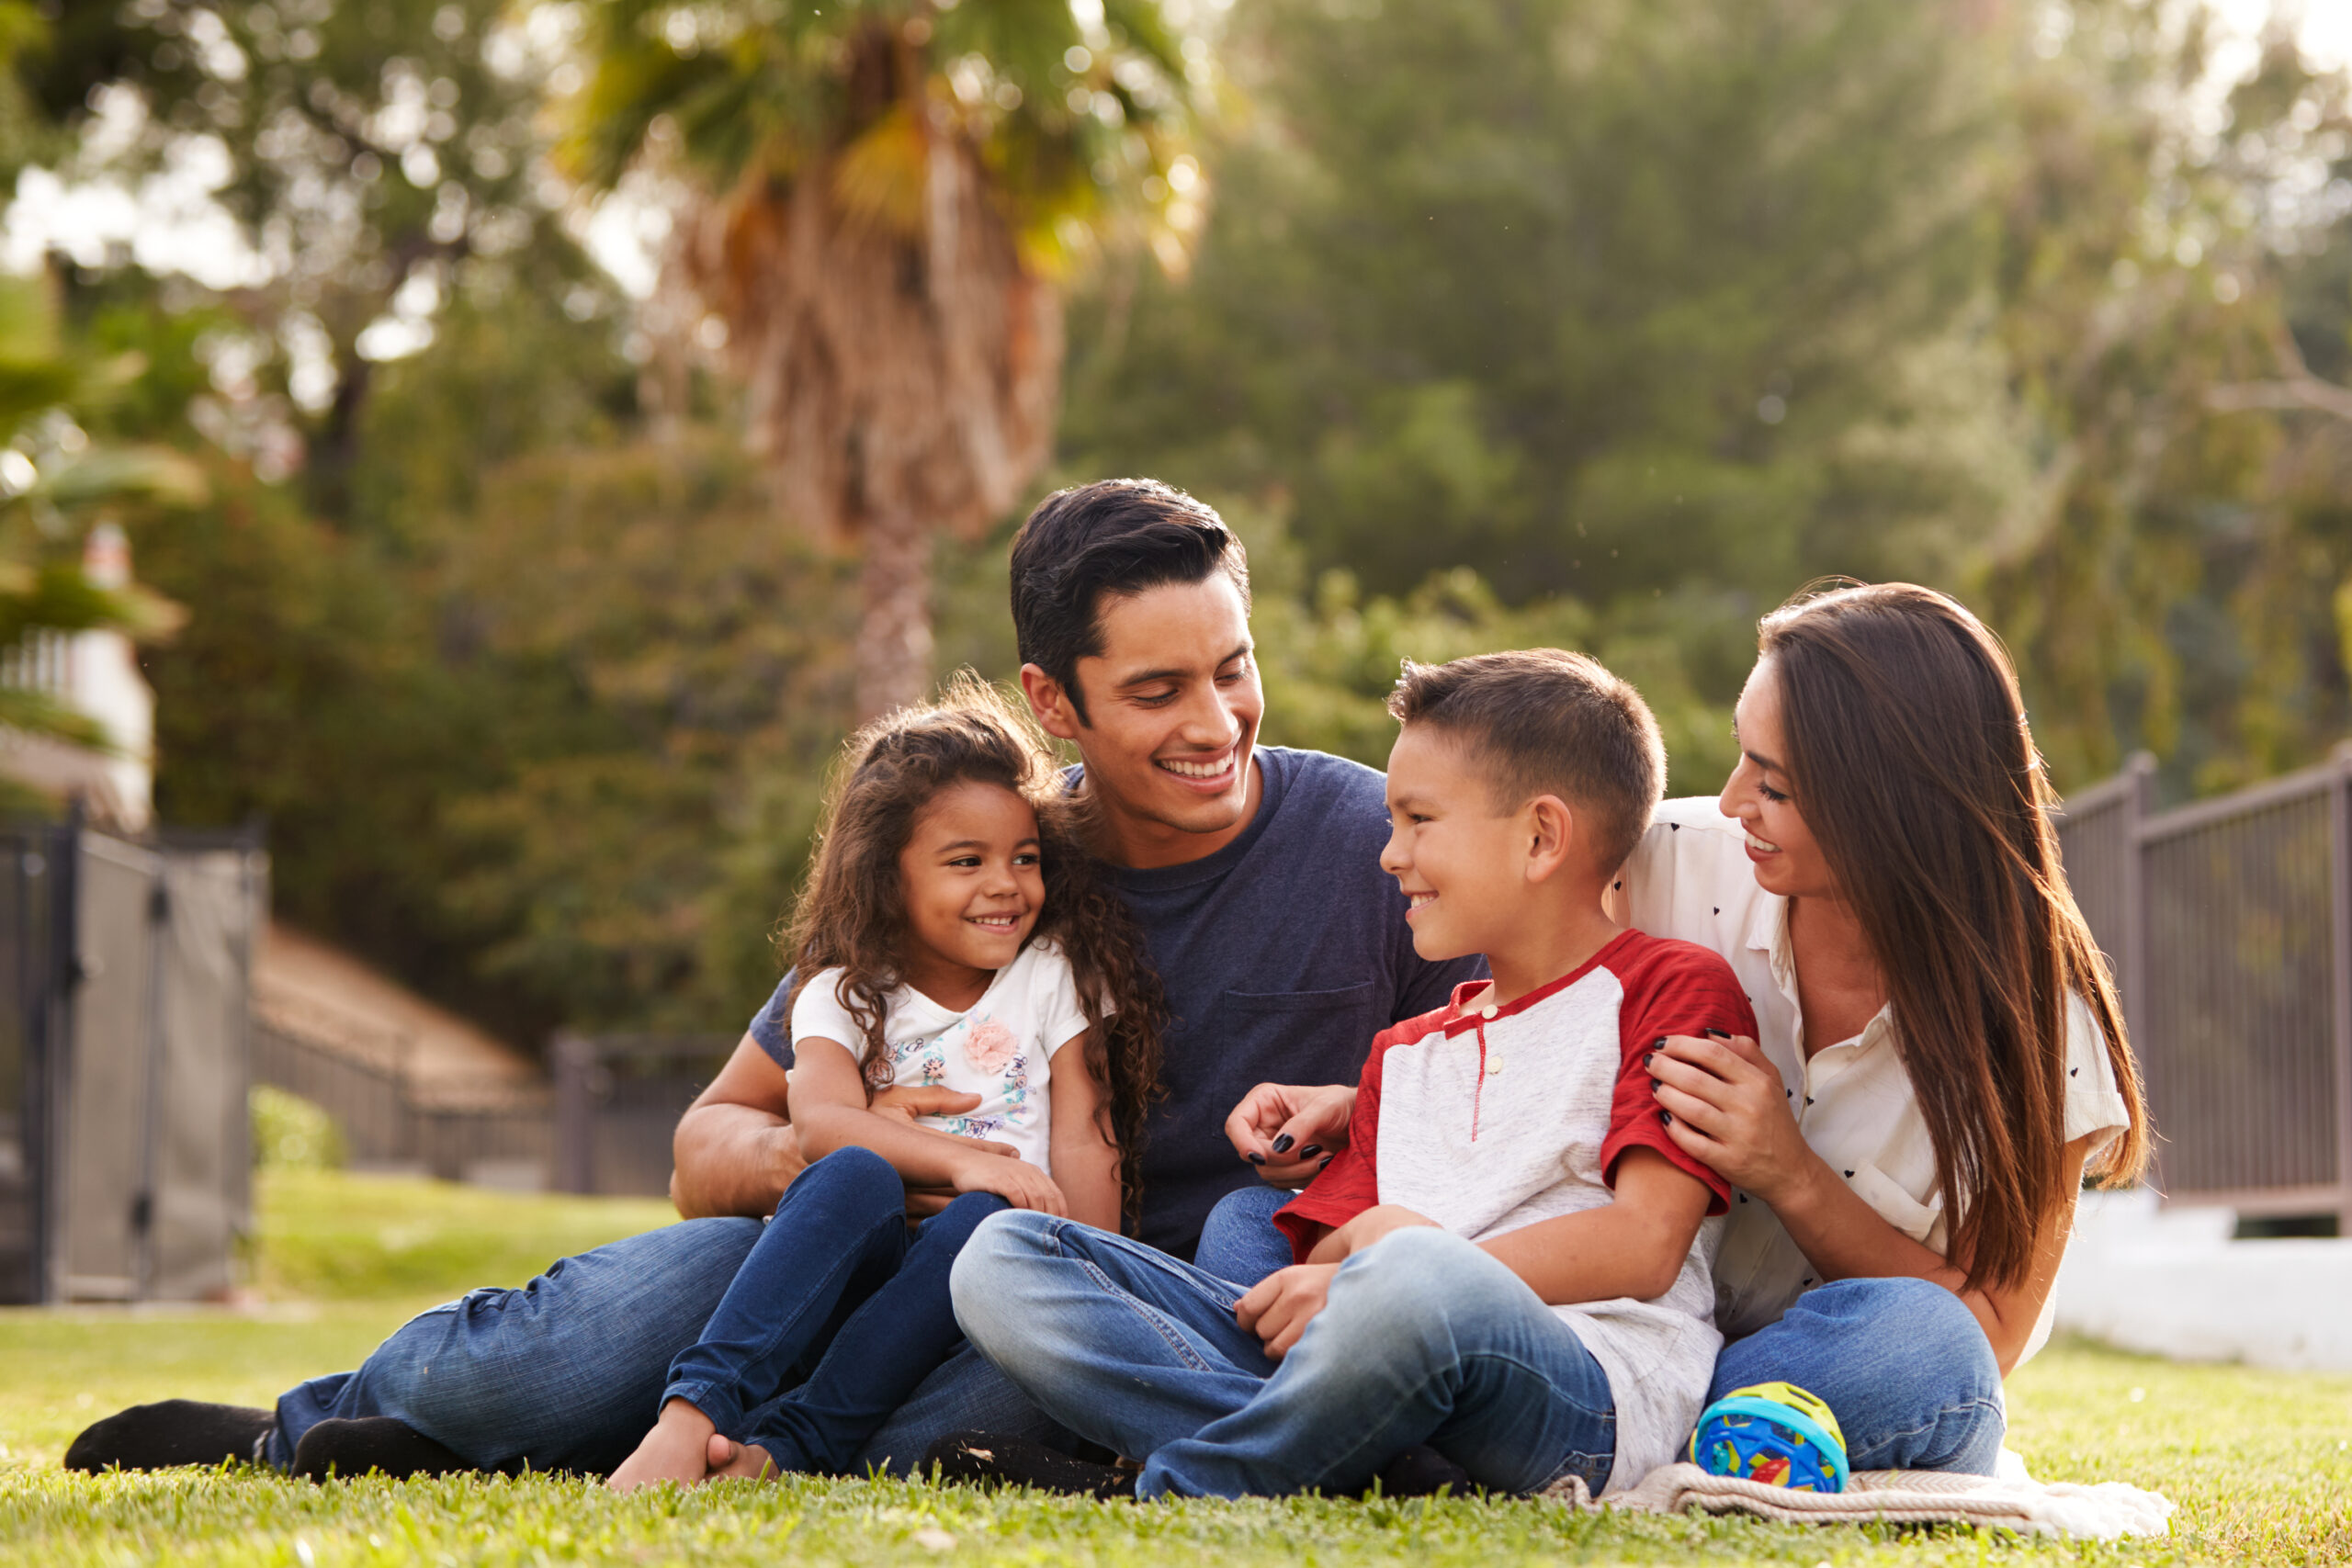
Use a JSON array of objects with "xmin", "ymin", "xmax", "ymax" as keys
[{"xmin": 0, "ymin": 685, "xmax": 109, "ymax": 752}]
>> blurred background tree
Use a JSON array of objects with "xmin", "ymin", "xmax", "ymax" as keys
[
  {"xmin": 568, "ymin": 0, "xmax": 1204, "ymax": 718},
  {"xmin": 8, "ymin": 0, "xmax": 2349, "ymax": 1043}
]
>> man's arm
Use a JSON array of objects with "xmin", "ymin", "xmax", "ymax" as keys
[
  {"xmin": 670, "ymin": 1033, "xmax": 804, "ymax": 1219},
  {"xmin": 669, "ymin": 1033, "xmax": 1018, "ymax": 1220}
]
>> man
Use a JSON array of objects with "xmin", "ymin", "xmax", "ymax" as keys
[{"xmin": 68, "ymin": 479, "xmax": 1482, "ymax": 1480}]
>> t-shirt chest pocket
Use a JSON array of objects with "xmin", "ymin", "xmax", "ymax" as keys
[{"xmin": 1215, "ymin": 981, "xmax": 1384, "ymax": 1087}]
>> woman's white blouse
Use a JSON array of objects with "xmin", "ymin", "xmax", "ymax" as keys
[{"xmin": 1616, "ymin": 796, "xmax": 2133, "ymax": 1366}]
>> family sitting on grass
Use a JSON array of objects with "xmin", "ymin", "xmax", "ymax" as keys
[{"xmin": 69, "ymin": 479, "xmax": 2147, "ymax": 1503}]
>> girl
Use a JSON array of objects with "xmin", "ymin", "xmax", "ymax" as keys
[{"xmin": 607, "ymin": 677, "xmax": 1164, "ymax": 1491}]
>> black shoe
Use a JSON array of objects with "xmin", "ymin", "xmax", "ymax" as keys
[
  {"xmin": 923, "ymin": 1430, "xmax": 1136, "ymax": 1500},
  {"xmin": 65, "ymin": 1400, "xmax": 276, "ymax": 1472},
  {"xmin": 292, "ymin": 1417, "xmax": 475, "ymax": 1482},
  {"xmin": 1373, "ymin": 1444, "xmax": 1474, "ymax": 1497}
]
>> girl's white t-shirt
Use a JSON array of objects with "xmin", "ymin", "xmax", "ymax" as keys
[{"xmin": 787, "ymin": 940, "xmax": 1091, "ymax": 1174}]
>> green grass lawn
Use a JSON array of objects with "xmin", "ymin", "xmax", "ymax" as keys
[{"xmin": 1, "ymin": 1169, "xmax": 2346, "ymax": 1565}]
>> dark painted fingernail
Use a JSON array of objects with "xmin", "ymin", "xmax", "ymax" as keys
[
  {"xmin": 1650, "ymin": 1037, "xmax": 1668, "ymax": 1051},
  {"xmin": 1659, "ymin": 1109, "xmax": 1674, "ymax": 1124},
  {"xmin": 1247, "ymin": 1152, "xmax": 1266, "ymax": 1166},
  {"xmin": 1299, "ymin": 1145, "xmax": 1322, "ymax": 1159},
  {"xmin": 1272, "ymin": 1134, "xmax": 1295, "ymax": 1154},
  {"xmin": 1318, "ymin": 1155, "xmax": 1334, "ymax": 1169},
  {"xmin": 1704, "ymin": 1029, "xmax": 1731, "ymax": 1040},
  {"xmin": 1644, "ymin": 1051, "xmax": 1657, "ymax": 1068},
  {"xmin": 1649, "ymin": 1077, "xmax": 1662, "ymax": 1089}
]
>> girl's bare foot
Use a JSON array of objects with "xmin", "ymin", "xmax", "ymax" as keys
[
  {"xmin": 707, "ymin": 1433, "xmax": 778, "ymax": 1481},
  {"xmin": 607, "ymin": 1400, "xmax": 718, "ymax": 1493}
]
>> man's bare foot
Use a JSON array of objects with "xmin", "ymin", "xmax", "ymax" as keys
[
  {"xmin": 607, "ymin": 1400, "xmax": 718, "ymax": 1493},
  {"xmin": 706, "ymin": 1434, "xmax": 779, "ymax": 1481}
]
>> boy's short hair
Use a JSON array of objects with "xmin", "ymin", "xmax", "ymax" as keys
[
  {"xmin": 1010, "ymin": 479, "xmax": 1251, "ymax": 725},
  {"xmin": 1387, "ymin": 649, "xmax": 1665, "ymax": 871}
]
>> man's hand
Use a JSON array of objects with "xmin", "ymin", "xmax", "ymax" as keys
[
  {"xmin": 1225, "ymin": 1083, "xmax": 1357, "ymax": 1185},
  {"xmin": 1235, "ymin": 1263, "xmax": 1340, "ymax": 1359},
  {"xmin": 1648, "ymin": 1032, "xmax": 1812, "ymax": 1203},
  {"xmin": 870, "ymin": 1086, "xmax": 1019, "ymax": 1217},
  {"xmin": 951, "ymin": 1155, "xmax": 1070, "ymax": 1217}
]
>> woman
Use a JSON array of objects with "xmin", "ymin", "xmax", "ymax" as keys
[{"xmin": 1221, "ymin": 581, "xmax": 2147, "ymax": 1474}]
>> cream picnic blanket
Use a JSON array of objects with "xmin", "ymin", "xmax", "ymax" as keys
[{"xmin": 1545, "ymin": 1461, "xmax": 2175, "ymax": 1540}]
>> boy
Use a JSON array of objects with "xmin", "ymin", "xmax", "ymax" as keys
[{"xmin": 940, "ymin": 649, "xmax": 1758, "ymax": 1499}]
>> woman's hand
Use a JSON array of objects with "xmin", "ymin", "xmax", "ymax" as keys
[
  {"xmin": 1224, "ymin": 1083, "xmax": 1356, "ymax": 1185},
  {"xmin": 950, "ymin": 1155, "xmax": 1070, "ymax": 1217},
  {"xmin": 1648, "ymin": 1032, "xmax": 1819, "ymax": 1203},
  {"xmin": 1235, "ymin": 1263, "xmax": 1340, "ymax": 1359}
]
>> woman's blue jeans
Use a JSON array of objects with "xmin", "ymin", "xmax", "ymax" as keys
[
  {"xmin": 952, "ymin": 1212, "xmax": 1619, "ymax": 1499},
  {"xmin": 1710, "ymin": 1275, "xmax": 2007, "ymax": 1474},
  {"xmin": 662, "ymin": 1146, "xmax": 1008, "ymax": 1474}
]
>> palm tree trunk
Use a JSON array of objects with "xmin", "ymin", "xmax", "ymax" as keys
[{"xmin": 854, "ymin": 507, "xmax": 934, "ymax": 721}]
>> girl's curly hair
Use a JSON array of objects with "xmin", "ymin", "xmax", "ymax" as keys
[{"xmin": 785, "ymin": 673, "xmax": 1168, "ymax": 1231}]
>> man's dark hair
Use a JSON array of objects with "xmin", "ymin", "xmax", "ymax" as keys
[
  {"xmin": 1386, "ymin": 649, "xmax": 1665, "ymax": 871},
  {"xmin": 1010, "ymin": 479, "xmax": 1251, "ymax": 724}
]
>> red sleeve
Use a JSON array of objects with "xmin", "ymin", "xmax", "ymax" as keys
[
  {"xmin": 1600, "ymin": 936, "xmax": 1759, "ymax": 1215},
  {"xmin": 1271, "ymin": 1031, "xmax": 1393, "ymax": 1264}
]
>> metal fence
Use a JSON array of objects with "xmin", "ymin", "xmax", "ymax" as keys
[
  {"xmin": 0, "ymin": 822, "xmax": 264, "ymax": 1304},
  {"xmin": 253, "ymin": 1022, "xmax": 738, "ymax": 1198},
  {"xmin": 551, "ymin": 1033, "xmax": 739, "ymax": 1198},
  {"xmin": 251, "ymin": 1024, "xmax": 553, "ymax": 1184},
  {"xmin": 2057, "ymin": 750, "xmax": 2352, "ymax": 1227}
]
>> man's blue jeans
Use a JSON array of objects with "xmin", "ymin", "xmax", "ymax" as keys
[
  {"xmin": 952, "ymin": 1213, "xmax": 1620, "ymax": 1499},
  {"xmin": 270, "ymin": 1204, "xmax": 1060, "ymax": 1476},
  {"xmin": 265, "ymin": 1179, "xmax": 1300, "ymax": 1476},
  {"xmin": 1711, "ymin": 1276, "xmax": 2007, "ymax": 1474},
  {"xmin": 662, "ymin": 1148, "xmax": 1006, "ymax": 1473}
]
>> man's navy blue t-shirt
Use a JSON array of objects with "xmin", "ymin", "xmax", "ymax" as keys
[{"xmin": 748, "ymin": 745, "xmax": 1485, "ymax": 1257}]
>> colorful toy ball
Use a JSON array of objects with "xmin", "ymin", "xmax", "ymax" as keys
[{"xmin": 1688, "ymin": 1382, "xmax": 1850, "ymax": 1493}]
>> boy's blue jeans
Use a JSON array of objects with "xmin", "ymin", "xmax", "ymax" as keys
[
  {"xmin": 960, "ymin": 1189, "xmax": 2008, "ymax": 1495},
  {"xmin": 1194, "ymin": 1189, "xmax": 2007, "ymax": 1475},
  {"xmin": 952, "ymin": 1212, "xmax": 1622, "ymax": 1499},
  {"xmin": 265, "ymin": 1180, "xmax": 1298, "ymax": 1476},
  {"xmin": 661, "ymin": 1147, "xmax": 1004, "ymax": 1473}
]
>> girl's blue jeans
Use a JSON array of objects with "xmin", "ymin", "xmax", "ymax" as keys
[{"xmin": 661, "ymin": 1146, "xmax": 1007, "ymax": 1473}]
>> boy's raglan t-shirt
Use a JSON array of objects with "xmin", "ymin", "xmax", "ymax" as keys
[
  {"xmin": 1273, "ymin": 929, "xmax": 1758, "ymax": 1495},
  {"xmin": 750, "ymin": 747, "xmax": 1487, "ymax": 1256}
]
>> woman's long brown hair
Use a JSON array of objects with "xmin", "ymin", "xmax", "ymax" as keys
[
  {"xmin": 1759, "ymin": 582, "xmax": 2149, "ymax": 1292},
  {"xmin": 786, "ymin": 674, "xmax": 1168, "ymax": 1231}
]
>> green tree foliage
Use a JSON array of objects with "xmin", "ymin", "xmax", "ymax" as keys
[
  {"xmin": 1057, "ymin": 0, "xmax": 2034, "ymax": 791},
  {"xmin": 1067, "ymin": 0, "xmax": 2011, "ymax": 594},
  {"xmin": 26, "ymin": 0, "xmax": 2352, "ymax": 1042},
  {"xmin": 36, "ymin": 0, "xmax": 612, "ymax": 525},
  {"xmin": 565, "ymin": 0, "xmax": 1208, "ymax": 718},
  {"xmin": 1979, "ymin": 4, "xmax": 2352, "ymax": 795}
]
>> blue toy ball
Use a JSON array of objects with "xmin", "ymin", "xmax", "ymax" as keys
[{"xmin": 1687, "ymin": 1381, "xmax": 1850, "ymax": 1494}]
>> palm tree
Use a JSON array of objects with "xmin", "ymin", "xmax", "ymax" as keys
[
  {"xmin": 568, "ymin": 0, "xmax": 1206, "ymax": 719},
  {"xmin": 0, "ymin": 271, "xmax": 192, "ymax": 754}
]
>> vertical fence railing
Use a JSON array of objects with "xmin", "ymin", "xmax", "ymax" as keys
[
  {"xmin": 550, "ymin": 1033, "xmax": 738, "ymax": 1198},
  {"xmin": 2060, "ymin": 750, "xmax": 2352, "ymax": 1228}
]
